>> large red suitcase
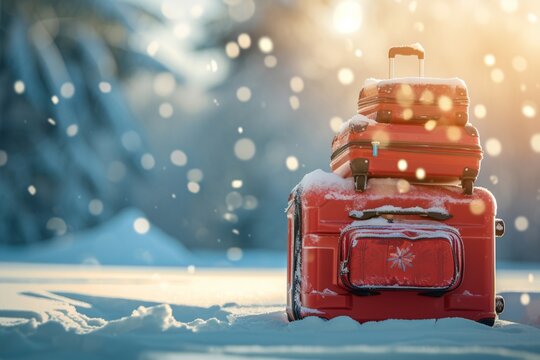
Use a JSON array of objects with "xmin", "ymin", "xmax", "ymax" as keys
[
  {"xmin": 330, "ymin": 115, "xmax": 482, "ymax": 194},
  {"xmin": 286, "ymin": 171, "xmax": 505, "ymax": 325},
  {"xmin": 358, "ymin": 45, "xmax": 469, "ymax": 125}
]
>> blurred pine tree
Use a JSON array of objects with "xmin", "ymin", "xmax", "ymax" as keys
[{"xmin": 0, "ymin": 0, "xmax": 204, "ymax": 244}]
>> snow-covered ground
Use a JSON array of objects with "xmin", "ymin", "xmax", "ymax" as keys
[
  {"xmin": 1, "ymin": 209, "xmax": 539, "ymax": 359},
  {"xmin": 1, "ymin": 263, "xmax": 540, "ymax": 359}
]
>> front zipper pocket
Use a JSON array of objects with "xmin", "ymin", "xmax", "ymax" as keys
[{"xmin": 339, "ymin": 221, "xmax": 463, "ymax": 294}]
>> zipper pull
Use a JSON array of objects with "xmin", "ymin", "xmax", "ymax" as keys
[{"xmin": 371, "ymin": 141, "xmax": 380, "ymax": 157}]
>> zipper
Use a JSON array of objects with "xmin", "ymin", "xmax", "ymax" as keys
[
  {"xmin": 358, "ymin": 96, "xmax": 469, "ymax": 108},
  {"xmin": 341, "ymin": 223, "xmax": 462, "ymax": 239},
  {"xmin": 331, "ymin": 140, "xmax": 482, "ymax": 161}
]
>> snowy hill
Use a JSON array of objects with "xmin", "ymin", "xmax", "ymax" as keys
[
  {"xmin": 0, "ymin": 208, "xmax": 193, "ymax": 266},
  {"xmin": 0, "ymin": 208, "xmax": 285, "ymax": 268}
]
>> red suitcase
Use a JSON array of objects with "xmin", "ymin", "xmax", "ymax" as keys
[
  {"xmin": 286, "ymin": 171, "xmax": 505, "ymax": 325},
  {"xmin": 330, "ymin": 115, "xmax": 482, "ymax": 194},
  {"xmin": 358, "ymin": 45, "xmax": 469, "ymax": 125}
]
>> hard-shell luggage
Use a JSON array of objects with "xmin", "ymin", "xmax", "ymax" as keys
[
  {"xmin": 286, "ymin": 170, "xmax": 505, "ymax": 325},
  {"xmin": 330, "ymin": 115, "xmax": 483, "ymax": 194},
  {"xmin": 358, "ymin": 45, "xmax": 469, "ymax": 125}
]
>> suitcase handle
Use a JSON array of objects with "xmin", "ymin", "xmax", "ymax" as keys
[
  {"xmin": 349, "ymin": 209, "xmax": 451, "ymax": 221},
  {"xmin": 388, "ymin": 44, "xmax": 425, "ymax": 78}
]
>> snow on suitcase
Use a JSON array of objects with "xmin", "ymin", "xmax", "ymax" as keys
[
  {"xmin": 357, "ymin": 44, "xmax": 469, "ymax": 125},
  {"xmin": 286, "ymin": 170, "xmax": 505, "ymax": 325},
  {"xmin": 330, "ymin": 115, "xmax": 483, "ymax": 194}
]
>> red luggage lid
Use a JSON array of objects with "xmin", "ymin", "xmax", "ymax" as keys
[{"xmin": 339, "ymin": 219, "xmax": 463, "ymax": 293}]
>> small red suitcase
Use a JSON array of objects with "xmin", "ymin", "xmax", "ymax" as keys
[
  {"xmin": 330, "ymin": 115, "xmax": 482, "ymax": 194},
  {"xmin": 286, "ymin": 171, "xmax": 505, "ymax": 325},
  {"xmin": 358, "ymin": 44, "xmax": 469, "ymax": 125}
]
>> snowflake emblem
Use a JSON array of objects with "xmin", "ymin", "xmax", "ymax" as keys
[{"xmin": 387, "ymin": 247, "xmax": 415, "ymax": 272}]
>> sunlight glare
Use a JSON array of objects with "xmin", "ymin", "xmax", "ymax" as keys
[{"xmin": 333, "ymin": 1, "xmax": 363, "ymax": 34}]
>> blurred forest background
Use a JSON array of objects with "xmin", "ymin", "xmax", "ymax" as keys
[{"xmin": 0, "ymin": 0, "xmax": 539, "ymax": 262}]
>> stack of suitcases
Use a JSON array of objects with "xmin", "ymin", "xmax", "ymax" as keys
[{"xmin": 286, "ymin": 44, "xmax": 506, "ymax": 326}]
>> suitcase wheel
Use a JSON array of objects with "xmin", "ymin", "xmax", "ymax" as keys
[
  {"xmin": 354, "ymin": 175, "xmax": 368, "ymax": 192},
  {"xmin": 496, "ymin": 295, "xmax": 505, "ymax": 314},
  {"xmin": 477, "ymin": 317, "xmax": 496, "ymax": 327},
  {"xmin": 462, "ymin": 178, "xmax": 474, "ymax": 195}
]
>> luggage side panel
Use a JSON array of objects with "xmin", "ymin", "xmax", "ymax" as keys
[
  {"xmin": 329, "ymin": 122, "xmax": 482, "ymax": 190},
  {"xmin": 294, "ymin": 176, "xmax": 498, "ymax": 323},
  {"xmin": 358, "ymin": 81, "xmax": 469, "ymax": 125}
]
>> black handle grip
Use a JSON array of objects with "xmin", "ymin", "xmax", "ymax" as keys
[{"xmin": 349, "ymin": 209, "xmax": 452, "ymax": 221}]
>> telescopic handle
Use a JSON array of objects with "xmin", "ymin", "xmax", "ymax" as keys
[
  {"xmin": 388, "ymin": 45, "xmax": 425, "ymax": 59},
  {"xmin": 388, "ymin": 44, "xmax": 425, "ymax": 78}
]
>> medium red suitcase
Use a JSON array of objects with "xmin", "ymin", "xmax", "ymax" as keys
[
  {"xmin": 358, "ymin": 44, "xmax": 469, "ymax": 125},
  {"xmin": 286, "ymin": 171, "xmax": 505, "ymax": 325},
  {"xmin": 330, "ymin": 115, "xmax": 483, "ymax": 194}
]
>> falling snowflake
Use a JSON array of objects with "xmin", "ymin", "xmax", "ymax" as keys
[{"xmin": 387, "ymin": 247, "xmax": 415, "ymax": 272}]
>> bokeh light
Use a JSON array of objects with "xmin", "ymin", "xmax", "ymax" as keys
[
  {"xmin": 397, "ymin": 159, "xmax": 408, "ymax": 172},
  {"xmin": 236, "ymin": 86, "xmax": 252, "ymax": 102},
  {"xmin": 515, "ymin": 216, "xmax": 529, "ymax": 232},
  {"xmin": 159, "ymin": 102, "xmax": 174, "ymax": 118},
  {"xmin": 187, "ymin": 182, "xmax": 201, "ymax": 194},
  {"xmin": 522, "ymin": 102, "xmax": 536, "ymax": 118},
  {"xmin": 141, "ymin": 153, "xmax": 156, "ymax": 170},
  {"xmin": 512, "ymin": 56, "xmax": 528, "ymax": 72},
  {"xmin": 187, "ymin": 169, "xmax": 204, "ymax": 182},
  {"xmin": 66, "ymin": 124, "xmax": 78, "ymax": 137},
  {"xmin": 227, "ymin": 247, "xmax": 243, "ymax": 261},
  {"xmin": 88, "ymin": 199, "xmax": 103, "ymax": 216},
  {"xmin": 170, "ymin": 150, "xmax": 188, "ymax": 167},
  {"xmin": 264, "ymin": 55, "xmax": 277, "ymax": 68},
  {"xmin": 289, "ymin": 96, "xmax": 300, "ymax": 110},
  {"xmin": 333, "ymin": 0, "xmax": 363, "ymax": 34},
  {"xmin": 484, "ymin": 54, "xmax": 496, "ymax": 66},
  {"xmin": 286, "ymin": 156, "xmax": 299, "ymax": 171},
  {"xmin": 13, "ymin": 80, "xmax": 25, "ymax": 94},
  {"xmin": 258, "ymin": 37, "xmax": 274, "ymax": 53},
  {"xmin": 225, "ymin": 42, "xmax": 240, "ymax": 58},
  {"xmin": 490, "ymin": 68, "xmax": 504, "ymax": 83},
  {"xmin": 27, "ymin": 185, "xmax": 37, "ymax": 196},
  {"xmin": 396, "ymin": 179, "xmax": 410, "ymax": 194},
  {"xmin": 290, "ymin": 76, "xmax": 304, "ymax": 93},
  {"xmin": 474, "ymin": 104, "xmax": 487, "ymax": 119},
  {"xmin": 237, "ymin": 33, "xmax": 251, "ymax": 49},
  {"xmin": 231, "ymin": 180, "xmax": 243, "ymax": 189},
  {"xmin": 485, "ymin": 138, "xmax": 502, "ymax": 157},
  {"xmin": 234, "ymin": 138, "xmax": 256, "ymax": 160},
  {"xmin": 133, "ymin": 217, "xmax": 150, "ymax": 234},
  {"xmin": 337, "ymin": 68, "xmax": 355, "ymax": 85},
  {"xmin": 520, "ymin": 293, "xmax": 531, "ymax": 306},
  {"xmin": 446, "ymin": 126, "xmax": 462, "ymax": 142},
  {"xmin": 329, "ymin": 116, "xmax": 343, "ymax": 133},
  {"xmin": 469, "ymin": 199, "xmax": 486, "ymax": 215},
  {"xmin": 530, "ymin": 133, "xmax": 540, "ymax": 153},
  {"xmin": 438, "ymin": 95, "xmax": 453, "ymax": 112}
]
